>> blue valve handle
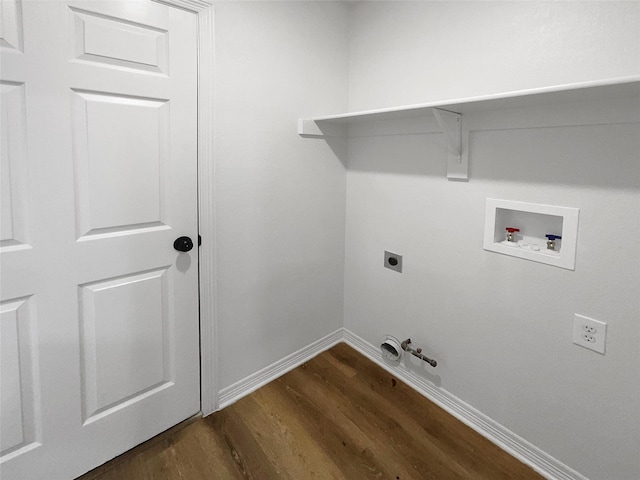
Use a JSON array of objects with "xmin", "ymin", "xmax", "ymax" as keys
[{"xmin": 545, "ymin": 234, "xmax": 562, "ymax": 240}]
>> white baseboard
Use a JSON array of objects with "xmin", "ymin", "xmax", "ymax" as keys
[
  {"xmin": 341, "ymin": 328, "xmax": 589, "ymax": 480},
  {"xmin": 217, "ymin": 328, "xmax": 345, "ymax": 409},
  {"xmin": 215, "ymin": 326, "xmax": 587, "ymax": 480}
]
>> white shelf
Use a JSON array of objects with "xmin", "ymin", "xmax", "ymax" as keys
[
  {"xmin": 298, "ymin": 76, "xmax": 640, "ymax": 180},
  {"xmin": 300, "ymin": 76, "xmax": 640, "ymax": 125}
]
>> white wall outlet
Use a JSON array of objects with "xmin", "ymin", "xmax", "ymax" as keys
[{"xmin": 573, "ymin": 314, "xmax": 607, "ymax": 354}]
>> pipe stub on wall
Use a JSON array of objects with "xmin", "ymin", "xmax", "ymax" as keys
[{"xmin": 380, "ymin": 335, "xmax": 403, "ymax": 362}]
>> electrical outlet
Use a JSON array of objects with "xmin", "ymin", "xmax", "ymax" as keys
[
  {"xmin": 384, "ymin": 251, "xmax": 403, "ymax": 273},
  {"xmin": 573, "ymin": 314, "xmax": 607, "ymax": 354}
]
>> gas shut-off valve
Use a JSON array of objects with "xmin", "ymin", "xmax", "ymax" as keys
[{"xmin": 380, "ymin": 335, "xmax": 437, "ymax": 367}]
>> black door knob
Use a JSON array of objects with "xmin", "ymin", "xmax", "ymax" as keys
[{"xmin": 173, "ymin": 236, "xmax": 194, "ymax": 252}]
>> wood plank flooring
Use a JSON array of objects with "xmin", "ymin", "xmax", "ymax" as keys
[{"xmin": 78, "ymin": 343, "xmax": 544, "ymax": 480}]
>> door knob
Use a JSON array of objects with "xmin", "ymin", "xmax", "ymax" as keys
[{"xmin": 173, "ymin": 236, "xmax": 194, "ymax": 252}]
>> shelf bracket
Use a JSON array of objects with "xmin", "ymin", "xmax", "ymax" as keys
[
  {"xmin": 432, "ymin": 108, "xmax": 467, "ymax": 181},
  {"xmin": 297, "ymin": 119, "xmax": 347, "ymax": 138}
]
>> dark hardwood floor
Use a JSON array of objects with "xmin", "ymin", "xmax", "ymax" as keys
[{"xmin": 78, "ymin": 343, "xmax": 544, "ymax": 480}]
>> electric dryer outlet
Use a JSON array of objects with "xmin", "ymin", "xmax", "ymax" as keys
[{"xmin": 573, "ymin": 314, "xmax": 607, "ymax": 354}]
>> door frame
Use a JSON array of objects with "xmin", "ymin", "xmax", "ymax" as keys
[{"xmin": 152, "ymin": 0, "xmax": 217, "ymax": 415}]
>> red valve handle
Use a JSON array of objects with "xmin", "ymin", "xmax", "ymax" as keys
[{"xmin": 505, "ymin": 227, "xmax": 520, "ymax": 233}]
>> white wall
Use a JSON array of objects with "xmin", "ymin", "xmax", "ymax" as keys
[
  {"xmin": 212, "ymin": 1, "xmax": 349, "ymax": 389},
  {"xmin": 345, "ymin": 2, "xmax": 640, "ymax": 480},
  {"xmin": 210, "ymin": 2, "xmax": 639, "ymax": 477},
  {"xmin": 348, "ymin": 1, "xmax": 640, "ymax": 111}
]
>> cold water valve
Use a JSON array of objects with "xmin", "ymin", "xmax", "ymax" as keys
[
  {"xmin": 545, "ymin": 234, "xmax": 562, "ymax": 251},
  {"xmin": 505, "ymin": 227, "xmax": 520, "ymax": 243}
]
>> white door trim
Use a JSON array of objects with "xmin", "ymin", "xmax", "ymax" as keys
[{"xmin": 152, "ymin": 0, "xmax": 217, "ymax": 415}]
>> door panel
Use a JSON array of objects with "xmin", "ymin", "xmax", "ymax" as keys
[
  {"xmin": 79, "ymin": 267, "xmax": 173, "ymax": 424},
  {"xmin": 0, "ymin": 296, "xmax": 38, "ymax": 459},
  {"xmin": 71, "ymin": 90, "xmax": 169, "ymax": 237},
  {"xmin": 0, "ymin": 0, "xmax": 24, "ymax": 53},
  {"xmin": 0, "ymin": 2, "xmax": 199, "ymax": 479},
  {"xmin": 70, "ymin": 6, "xmax": 169, "ymax": 75},
  {"xmin": 0, "ymin": 81, "xmax": 28, "ymax": 249}
]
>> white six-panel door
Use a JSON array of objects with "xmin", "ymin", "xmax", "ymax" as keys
[{"xmin": 0, "ymin": 1, "xmax": 200, "ymax": 478}]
